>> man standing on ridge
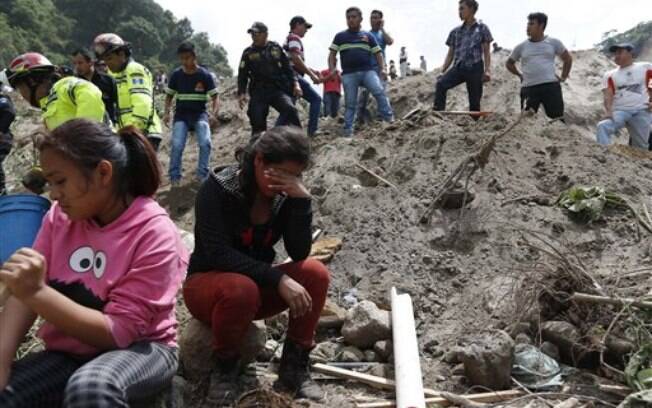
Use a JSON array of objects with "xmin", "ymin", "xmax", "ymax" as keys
[
  {"xmin": 399, "ymin": 47, "xmax": 408, "ymax": 78},
  {"xmin": 596, "ymin": 43, "xmax": 652, "ymax": 149},
  {"xmin": 328, "ymin": 7, "xmax": 394, "ymax": 137},
  {"xmin": 506, "ymin": 12, "xmax": 572, "ymax": 119},
  {"xmin": 357, "ymin": 9, "xmax": 394, "ymax": 125},
  {"xmin": 238, "ymin": 22, "xmax": 302, "ymax": 137},
  {"xmin": 164, "ymin": 42, "xmax": 219, "ymax": 186},
  {"xmin": 71, "ymin": 48, "xmax": 119, "ymax": 125},
  {"xmin": 93, "ymin": 33, "xmax": 163, "ymax": 151},
  {"xmin": 276, "ymin": 16, "xmax": 323, "ymax": 137},
  {"xmin": 434, "ymin": 0, "xmax": 493, "ymax": 114}
]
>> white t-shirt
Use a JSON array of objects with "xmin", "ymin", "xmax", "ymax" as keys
[
  {"xmin": 602, "ymin": 62, "xmax": 652, "ymax": 111},
  {"xmin": 509, "ymin": 36, "xmax": 566, "ymax": 87}
]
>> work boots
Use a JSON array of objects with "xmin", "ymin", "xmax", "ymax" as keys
[
  {"xmin": 205, "ymin": 356, "xmax": 242, "ymax": 406},
  {"xmin": 274, "ymin": 340, "xmax": 324, "ymax": 401}
]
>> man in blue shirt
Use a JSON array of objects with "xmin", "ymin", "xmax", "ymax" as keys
[
  {"xmin": 434, "ymin": 0, "xmax": 493, "ymax": 115},
  {"xmin": 357, "ymin": 9, "xmax": 394, "ymax": 125},
  {"xmin": 164, "ymin": 42, "xmax": 219, "ymax": 185},
  {"xmin": 328, "ymin": 7, "xmax": 394, "ymax": 137}
]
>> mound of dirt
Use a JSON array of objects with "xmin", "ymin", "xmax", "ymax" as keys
[{"xmin": 4, "ymin": 49, "xmax": 651, "ymax": 407}]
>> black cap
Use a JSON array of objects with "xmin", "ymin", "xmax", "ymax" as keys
[
  {"xmin": 247, "ymin": 22, "xmax": 268, "ymax": 34},
  {"xmin": 290, "ymin": 16, "xmax": 312, "ymax": 29},
  {"xmin": 609, "ymin": 42, "xmax": 634, "ymax": 52}
]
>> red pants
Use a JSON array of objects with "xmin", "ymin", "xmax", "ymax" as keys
[{"xmin": 183, "ymin": 259, "xmax": 330, "ymax": 358}]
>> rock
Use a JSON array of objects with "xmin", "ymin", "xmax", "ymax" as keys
[
  {"xmin": 342, "ymin": 301, "xmax": 391, "ymax": 348},
  {"xmin": 443, "ymin": 348, "xmax": 462, "ymax": 364},
  {"xmin": 508, "ymin": 322, "xmax": 531, "ymax": 338},
  {"xmin": 179, "ymin": 319, "xmax": 266, "ymax": 381},
  {"xmin": 452, "ymin": 363, "xmax": 465, "ymax": 375},
  {"xmin": 440, "ymin": 189, "xmax": 475, "ymax": 209},
  {"xmin": 368, "ymin": 364, "xmax": 391, "ymax": 378},
  {"xmin": 311, "ymin": 341, "xmax": 343, "ymax": 363},
  {"xmin": 514, "ymin": 333, "xmax": 532, "ymax": 345},
  {"xmin": 340, "ymin": 346, "xmax": 366, "ymax": 362},
  {"xmin": 459, "ymin": 330, "xmax": 514, "ymax": 390},
  {"xmin": 240, "ymin": 320, "xmax": 267, "ymax": 363},
  {"xmin": 374, "ymin": 340, "xmax": 393, "ymax": 361},
  {"xmin": 364, "ymin": 350, "xmax": 380, "ymax": 362},
  {"xmin": 540, "ymin": 341, "xmax": 561, "ymax": 362},
  {"xmin": 259, "ymin": 339, "xmax": 282, "ymax": 361},
  {"xmin": 540, "ymin": 321, "xmax": 584, "ymax": 362}
]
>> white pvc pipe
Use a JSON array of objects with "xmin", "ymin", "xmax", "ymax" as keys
[{"xmin": 391, "ymin": 287, "xmax": 426, "ymax": 408}]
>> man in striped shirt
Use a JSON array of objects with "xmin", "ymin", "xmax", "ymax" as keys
[
  {"xmin": 328, "ymin": 6, "xmax": 394, "ymax": 137},
  {"xmin": 164, "ymin": 42, "xmax": 219, "ymax": 185}
]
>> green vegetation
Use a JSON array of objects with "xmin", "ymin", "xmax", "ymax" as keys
[
  {"xmin": 0, "ymin": 0, "xmax": 232, "ymax": 77},
  {"xmin": 598, "ymin": 21, "xmax": 652, "ymax": 55}
]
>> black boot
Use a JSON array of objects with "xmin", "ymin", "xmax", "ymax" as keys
[
  {"xmin": 205, "ymin": 356, "xmax": 242, "ymax": 406},
  {"xmin": 274, "ymin": 340, "xmax": 324, "ymax": 401}
]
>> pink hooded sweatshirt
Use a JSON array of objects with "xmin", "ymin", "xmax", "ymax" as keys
[{"xmin": 32, "ymin": 196, "xmax": 188, "ymax": 356}]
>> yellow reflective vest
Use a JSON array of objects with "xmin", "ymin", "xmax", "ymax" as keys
[
  {"xmin": 110, "ymin": 60, "xmax": 162, "ymax": 138},
  {"xmin": 39, "ymin": 76, "xmax": 106, "ymax": 130}
]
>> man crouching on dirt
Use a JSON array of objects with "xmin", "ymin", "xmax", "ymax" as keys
[
  {"xmin": 0, "ymin": 70, "xmax": 16, "ymax": 196},
  {"xmin": 596, "ymin": 43, "xmax": 652, "ymax": 150}
]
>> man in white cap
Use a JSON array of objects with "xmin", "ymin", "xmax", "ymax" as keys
[{"xmin": 596, "ymin": 43, "xmax": 652, "ymax": 149}]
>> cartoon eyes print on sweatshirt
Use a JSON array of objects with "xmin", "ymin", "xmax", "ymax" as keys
[
  {"xmin": 48, "ymin": 246, "xmax": 109, "ymax": 312},
  {"xmin": 69, "ymin": 246, "xmax": 107, "ymax": 279}
]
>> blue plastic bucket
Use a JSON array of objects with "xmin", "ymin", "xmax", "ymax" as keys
[{"xmin": 0, "ymin": 194, "xmax": 51, "ymax": 264}]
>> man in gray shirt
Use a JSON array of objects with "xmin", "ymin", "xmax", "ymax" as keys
[{"xmin": 506, "ymin": 12, "xmax": 573, "ymax": 119}]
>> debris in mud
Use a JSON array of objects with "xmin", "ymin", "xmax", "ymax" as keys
[{"xmin": 235, "ymin": 388, "xmax": 297, "ymax": 408}]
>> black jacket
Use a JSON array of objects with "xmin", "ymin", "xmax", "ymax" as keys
[
  {"xmin": 83, "ymin": 71, "xmax": 118, "ymax": 124},
  {"xmin": 237, "ymin": 41, "xmax": 297, "ymax": 96},
  {"xmin": 188, "ymin": 165, "xmax": 313, "ymax": 288},
  {"xmin": 0, "ymin": 93, "xmax": 15, "ymax": 135}
]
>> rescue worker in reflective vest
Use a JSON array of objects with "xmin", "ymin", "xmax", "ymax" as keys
[
  {"xmin": 0, "ymin": 70, "xmax": 16, "ymax": 196},
  {"xmin": 92, "ymin": 33, "xmax": 163, "ymax": 151},
  {"xmin": 238, "ymin": 22, "xmax": 303, "ymax": 137},
  {"xmin": 6, "ymin": 53, "xmax": 106, "ymax": 193},
  {"xmin": 6, "ymin": 53, "xmax": 106, "ymax": 130}
]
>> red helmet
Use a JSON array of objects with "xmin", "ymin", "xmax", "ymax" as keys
[
  {"xmin": 92, "ymin": 33, "xmax": 130, "ymax": 58},
  {"xmin": 6, "ymin": 52, "xmax": 56, "ymax": 86}
]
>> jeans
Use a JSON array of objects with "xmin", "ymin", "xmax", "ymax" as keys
[
  {"xmin": 276, "ymin": 76, "xmax": 321, "ymax": 136},
  {"xmin": 357, "ymin": 69, "xmax": 387, "ymax": 124},
  {"xmin": 322, "ymin": 92, "xmax": 340, "ymax": 118},
  {"xmin": 248, "ymin": 90, "xmax": 301, "ymax": 135},
  {"xmin": 434, "ymin": 61, "xmax": 484, "ymax": 112},
  {"xmin": 183, "ymin": 259, "xmax": 330, "ymax": 358},
  {"xmin": 342, "ymin": 70, "xmax": 394, "ymax": 136},
  {"xmin": 169, "ymin": 119, "xmax": 212, "ymax": 181},
  {"xmin": 596, "ymin": 110, "xmax": 652, "ymax": 149}
]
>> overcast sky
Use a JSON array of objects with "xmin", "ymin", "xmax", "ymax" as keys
[{"xmin": 155, "ymin": 0, "xmax": 652, "ymax": 73}]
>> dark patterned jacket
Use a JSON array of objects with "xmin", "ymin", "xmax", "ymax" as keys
[{"xmin": 188, "ymin": 165, "xmax": 313, "ymax": 287}]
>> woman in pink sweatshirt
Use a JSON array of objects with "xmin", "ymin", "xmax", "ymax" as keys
[{"xmin": 0, "ymin": 119, "xmax": 188, "ymax": 407}]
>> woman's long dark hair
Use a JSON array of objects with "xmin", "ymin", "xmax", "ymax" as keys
[
  {"xmin": 235, "ymin": 126, "xmax": 310, "ymax": 204},
  {"xmin": 35, "ymin": 119, "xmax": 161, "ymax": 199}
]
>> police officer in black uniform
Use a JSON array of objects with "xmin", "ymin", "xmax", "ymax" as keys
[
  {"xmin": 237, "ymin": 22, "xmax": 303, "ymax": 136},
  {"xmin": 0, "ymin": 70, "xmax": 16, "ymax": 195}
]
